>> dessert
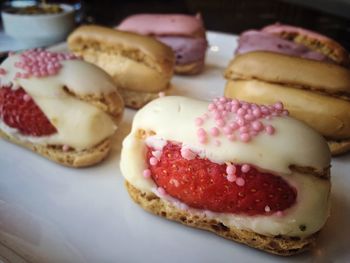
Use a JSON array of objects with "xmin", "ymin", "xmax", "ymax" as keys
[
  {"xmin": 0, "ymin": 49, "xmax": 124, "ymax": 167},
  {"xmin": 117, "ymin": 14, "xmax": 208, "ymax": 75},
  {"xmin": 235, "ymin": 23, "xmax": 349, "ymax": 66},
  {"xmin": 67, "ymin": 25, "xmax": 175, "ymax": 109},
  {"xmin": 120, "ymin": 96, "xmax": 331, "ymax": 255},
  {"xmin": 225, "ymin": 23, "xmax": 350, "ymax": 155}
]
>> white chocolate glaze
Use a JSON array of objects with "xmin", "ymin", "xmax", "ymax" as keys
[
  {"xmin": 120, "ymin": 96, "xmax": 331, "ymax": 237},
  {"xmin": 0, "ymin": 55, "xmax": 118, "ymax": 150}
]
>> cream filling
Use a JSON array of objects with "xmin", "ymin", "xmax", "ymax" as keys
[
  {"xmin": 120, "ymin": 96, "xmax": 331, "ymax": 237},
  {"xmin": 81, "ymin": 51, "xmax": 169, "ymax": 92},
  {"xmin": 0, "ymin": 55, "xmax": 118, "ymax": 150}
]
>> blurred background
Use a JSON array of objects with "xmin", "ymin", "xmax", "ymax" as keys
[
  {"xmin": 1, "ymin": 0, "xmax": 350, "ymax": 49},
  {"xmin": 84, "ymin": 0, "xmax": 350, "ymax": 50}
]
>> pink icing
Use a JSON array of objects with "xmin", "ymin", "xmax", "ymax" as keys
[
  {"xmin": 156, "ymin": 36, "xmax": 207, "ymax": 65},
  {"xmin": 261, "ymin": 23, "xmax": 332, "ymax": 43},
  {"xmin": 236, "ymin": 30, "xmax": 330, "ymax": 62},
  {"xmin": 117, "ymin": 14, "xmax": 205, "ymax": 36}
]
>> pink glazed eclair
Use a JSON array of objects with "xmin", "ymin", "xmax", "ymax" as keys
[
  {"xmin": 225, "ymin": 23, "xmax": 350, "ymax": 155},
  {"xmin": 117, "ymin": 14, "xmax": 208, "ymax": 75},
  {"xmin": 235, "ymin": 23, "xmax": 349, "ymax": 66}
]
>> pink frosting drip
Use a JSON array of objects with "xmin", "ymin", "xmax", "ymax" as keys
[
  {"xmin": 117, "ymin": 14, "xmax": 205, "ymax": 36},
  {"xmin": 236, "ymin": 30, "xmax": 331, "ymax": 62}
]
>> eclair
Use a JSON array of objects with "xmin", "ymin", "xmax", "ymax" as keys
[
  {"xmin": 120, "ymin": 96, "xmax": 331, "ymax": 256},
  {"xmin": 67, "ymin": 25, "xmax": 175, "ymax": 109},
  {"xmin": 117, "ymin": 14, "xmax": 208, "ymax": 75},
  {"xmin": 225, "ymin": 24, "xmax": 350, "ymax": 155},
  {"xmin": 0, "ymin": 49, "xmax": 124, "ymax": 167}
]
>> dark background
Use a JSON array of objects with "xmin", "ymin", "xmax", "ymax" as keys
[
  {"xmin": 81, "ymin": 0, "xmax": 350, "ymax": 50},
  {"xmin": 2, "ymin": 0, "xmax": 350, "ymax": 50}
]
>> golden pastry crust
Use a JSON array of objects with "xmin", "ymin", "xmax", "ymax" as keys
[
  {"xmin": 175, "ymin": 60, "xmax": 205, "ymax": 75},
  {"xmin": 117, "ymin": 88, "xmax": 166, "ymax": 109},
  {"xmin": 68, "ymin": 25, "xmax": 175, "ymax": 74},
  {"xmin": 67, "ymin": 25, "xmax": 175, "ymax": 108},
  {"xmin": 224, "ymin": 52, "xmax": 350, "ymax": 97},
  {"xmin": 0, "ymin": 129, "xmax": 112, "ymax": 167},
  {"xmin": 125, "ymin": 181, "xmax": 318, "ymax": 256},
  {"xmin": 328, "ymin": 139, "xmax": 350, "ymax": 156}
]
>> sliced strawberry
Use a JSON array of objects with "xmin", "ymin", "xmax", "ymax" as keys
[
  {"xmin": 147, "ymin": 142, "xmax": 297, "ymax": 216},
  {"xmin": 0, "ymin": 87, "xmax": 57, "ymax": 136}
]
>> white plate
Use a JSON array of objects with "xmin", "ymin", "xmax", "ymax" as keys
[{"xmin": 1, "ymin": 32, "xmax": 350, "ymax": 263}]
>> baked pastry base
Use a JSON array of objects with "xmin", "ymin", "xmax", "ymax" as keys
[
  {"xmin": 0, "ymin": 129, "xmax": 112, "ymax": 167},
  {"xmin": 175, "ymin": 60, "xmax": 205, "ymax": 75},
  {"xmin": 125, "ymin": 181, "xmax": 318, "ymax": 256}
]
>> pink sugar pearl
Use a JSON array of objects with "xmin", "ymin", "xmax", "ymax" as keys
[
  {"xmin": 241, "ymin": 164, "xmax": 251, "ymax": 173},
  {"xmin": 240, "ymin": 133, "xmax": 251, "ymax": 142},
  {"xmin": 157, "ymin": 187, "xmax": 166, "ymax": 196},
  {"xmin": 237, "ymin": 108, "xmax": 246, "ymax": 116},
  {"xmin": 23, "ymin": 94, "xmax": 31, "ymax": 102},
  {"xmin": 231, "ymin": 104, "xmax": 240, "ymax": 113},
  {"xmin": 236, "ymin": 177, "xmax": 245, "ymax": 186},
  {"xmin": 181, "ymin": 148, "xmax": 196, "ymax": 160},
  {"xmin": 216, "ymin": 119, "xmax": 225, "ymax": 127},
  {"xmin": 264, "ymin": 205, "xmax": 271, "ymax": 213},
  {"xmin": 210, "ymin": 127, "xmax": 220, "ymax": 137},
  {"xmin": 197, "ymin": 128, "xmax": 207, "ymax": 137},
  {"xmin": 236, "ymin": 117, "xmax": 246, "ymax": 127},
  {"xmin": 62, "ymin": 145, "xmax": 70, "ymax": 152},
  {"xmin": 229, "ymin": 122, "xmax": 239, "ymax": 130},
  {"xmin": 149, "ymin": 157, "xmax": 158, "ymax": 166},
  {"xmin": 195, "ymin": 117, "xmax": 204, "ymax": 126},
  {"xmin": 252, "ymin": 108, "xmax": 261, "ymax": 117},
  {"xmin": 227, "ymin": 174, "xmax": 237, "ymax": 182},
  {"xmin": 226, "ymin": 164, "xmax": 236, "ymax": 175},
  {"xmin": 265, "ymin": 125, "xmax": 275, "ymax": 135},
  {"xmin": 274, "ymin": 101, "xmax": 283, "ymax": 110},
  {"xmin": 143, "ymin": 169, "xmax": 151, "ymax": 178},
  {"xmin": 251, "ymin": 121, "xmax": 263, "ymax": 131}
]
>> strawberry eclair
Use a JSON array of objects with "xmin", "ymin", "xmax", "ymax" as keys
[
  {"xmin": 117, "ymin": 14, "xmax": 208, "ymax": 75},
  {"xmin": 0, "ymin": 49, "xmax": 124, "ymax": 167},
  {"xmin": 120, "ymin": 96, "xmax": 331, "ymax": 255}
]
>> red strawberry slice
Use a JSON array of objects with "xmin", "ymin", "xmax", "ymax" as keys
[
  {"xmin": 0, "ymin": 87, "xmax": 57, "ymax": 136},
  {"xmin": 147, "ymin": 142, "xmax": 297, "ymax": 216}
]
